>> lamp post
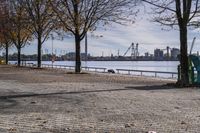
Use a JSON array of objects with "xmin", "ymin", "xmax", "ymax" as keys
[
  {"xmin": 85, "ymin": 32, "xmax": 88, "ymax": 61},
  {"xmin": 85, "ymin": 32, "xmax": 103, "ymax": 60},
  {"xmin": 51, "ymin": 34, "xmax": 54, "ymax": 67}
]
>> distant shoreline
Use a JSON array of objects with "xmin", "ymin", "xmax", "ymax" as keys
[{"xmin": 9, "ymin": 60, "xmax": 179, "ymax": 62}]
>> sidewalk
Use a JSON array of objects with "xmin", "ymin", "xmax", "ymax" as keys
[{"xmin": 0, "ymin": 65, "xmax": 199, "ymax": 133}]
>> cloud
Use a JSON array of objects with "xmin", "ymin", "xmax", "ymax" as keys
[
  {"xmin": 7, "ymin": 12, "xmax": 200, "ymax": 57},
  {"xmin": 84, "ymin": 20, "xmax": 181, "ymax": 56}
]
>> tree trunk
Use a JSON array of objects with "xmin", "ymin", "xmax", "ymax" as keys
[
  {"xmin": 37, "ymin": 36, "xmax": 42, "ymax": 68},
  {"xmin": 179, "ymin": 25, "xmax": 189, "ymax": 85},
  {"xmin": 17, "ymin": 47, "xmax": 21, "ymax": 67},
  {"xmin": 75, "ymin": 34, "xmax": 81, "ymax": 73},
  {"xmin": 5, "ymin": 43, "xmax": 8, "ymax": 65}
]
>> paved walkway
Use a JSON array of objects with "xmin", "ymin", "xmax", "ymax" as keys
[{"xmin": 0, "ymin": 65, "xmax": 199, "ymax": 133}]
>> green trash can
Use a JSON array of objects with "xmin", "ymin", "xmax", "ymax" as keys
[
  {"xmin": 188, "ymin": 57, "xmax": 195, "ymax": 84},
  {"xmin": 189, "ymin": 55, "xmax": 200, "ymax": 84}
]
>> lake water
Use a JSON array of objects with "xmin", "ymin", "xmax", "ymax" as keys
[
  {"xmin": 10, "ymin": 61, "xmax": 179, "ymax": 78},
  {"xmin": 17, "ymin": 61, "xmax": 179, "ymax": 72}
]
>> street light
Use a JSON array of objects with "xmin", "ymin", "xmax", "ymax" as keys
[
  {"xmin": 85, "ymin": 32, "xmax": 88, "ymax": 61},
  {"xmin": 85, "ymin": 32, "xmax": 103, "ymax": 61},
  {"xmin": 51, "ymin": 34, "xmax": 54, "ymax": 67}
]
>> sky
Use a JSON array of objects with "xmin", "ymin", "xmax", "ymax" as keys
[{"xmin": 4, "ymin": 7, "xmax": 200, "ymax": 57}]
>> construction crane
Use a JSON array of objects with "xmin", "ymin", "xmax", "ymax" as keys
[
  {"xmin": 123, "ymin": 43, "xmax": 134, "ymax": 56},
  {"xmin": 190, "ymin": 37, "xmax": 196, "ymax": 54},
  {"xmin": 123, "ymin": 43, "xmax": 139, "ymax": 59}
]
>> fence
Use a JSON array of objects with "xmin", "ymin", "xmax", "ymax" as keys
[
  {"xmin": 41, "ymin": 64, "xmax": 107, "ymax": 73},
  {"xmin": 116, "ymin": 69, "xmax": 178, "ymax": 79},
  {"xmin": 18, "ymin": 62, "xmax": 177, "ymax": 79}
]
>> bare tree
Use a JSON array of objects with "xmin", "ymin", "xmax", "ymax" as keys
[
  {"xmin": 142, "ymin": 0, "xmax": 200, "ymax": 86},
  {"xmin": 50, "ymin": 0, "xmax": 138, "ymax": 73},
  {"xmin": 19, "ymin": 0, "xmax": 55, "ymax": 68},
  {"xmin": 8, "ymin": 1, "xmax": 32, "ymax": 67}
]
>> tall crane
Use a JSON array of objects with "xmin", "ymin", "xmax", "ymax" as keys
[
  {"xmin": 135, "ymin": 43, "xmax": 139, "ymax": 57},
  {"xmin": 123, "ymin": 43, "xmax": 139, "ymax": 59},
  {"xmin": 190, "ymin": 37, "xmax": 196, "ymax": 54},
  {"xmin": 123, "ymin": 43, "xmax": 134, "ymax": 56}
]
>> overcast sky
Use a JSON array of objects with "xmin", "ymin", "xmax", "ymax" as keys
[{"xmin": 5, "ymin": 7, "xmax": 200, "ymax": 57}]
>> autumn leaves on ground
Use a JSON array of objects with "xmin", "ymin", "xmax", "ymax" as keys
[{"xmin": 0, "ymin": 65, "xmax": 200, "ymax": 133}]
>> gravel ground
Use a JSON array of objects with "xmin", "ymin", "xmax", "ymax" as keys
[{"xmin": 0, "ymin": 65, "xmax": 200, "ymax": 133}]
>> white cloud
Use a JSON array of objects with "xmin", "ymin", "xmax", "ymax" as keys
[{"xmin": 8, "ymin": 11, "xmax": 200, "ymax": 57}]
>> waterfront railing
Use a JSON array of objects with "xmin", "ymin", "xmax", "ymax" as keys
[
  {"xmin": 81, "ymin": 66, "xmax": 106, "ymax": 72},
  {"xmin": 116, "ymin": 69, "xmax": 178, "ymax": 79},
  {"xmin": 42, "ymin": 64, "xmax": 75, "ymax": 70},
  {"xmin": 18, "ymin": 62, "xmax": 178, "ymax": 79},
  {"xmin": 41, "ymin": 64, "xmax": 107, "ymax": 73}
]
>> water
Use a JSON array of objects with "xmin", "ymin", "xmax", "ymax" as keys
[
  {"xmin": 13, "ymin": 61, "xmax": 179, "ymax": 72},
  {"xmin": 82, "ymin": 61, "xmax": 179, "ymax": 72},
  {"xmin": 10, "ymin": 61, "xmax": 179, "ymax": 78}
]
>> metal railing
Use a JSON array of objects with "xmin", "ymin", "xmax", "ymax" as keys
[
  {"xmin": 42, "ymin": 64, "xmax": 75, "ymax": 70},
  {"xmin": 116, "ymin": 69, "xmax": 178, "ymax": 79},
  {"xmin": 19, "ymin": 62, "xmax": 177, "ymax": 79},
  {"xmin": 82, "ymin": 66, "xmax": 106, "ymax": 72},
  {"xmin": 41, "ymin": 64, "xmax": 107, "ymax": 73}
]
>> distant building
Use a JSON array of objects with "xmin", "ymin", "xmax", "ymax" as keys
[
  {"xmin": 67, "ymin": 52, "xmax": 76, "ymax": 60},
  {"xmin": 81, "ymin": 53, "xmax": 90, "ymax": 59},
  {"xmin": 111, "ymin": 53, "xmax": 114, "ymax": 58},
  {"xmin": 65, "ymin": 52, "xmax": 90, "ymax": 60},
  {"xmin": 144, "ymin": 52, "xmax": 149, "ymax": 57},
  {"xmin": 154, "ymin": 49, "xmax": 164, "ymax": 60},
  {"xmin": 171, "ymin": 48, "xmax": 180, "ymax": 59}
]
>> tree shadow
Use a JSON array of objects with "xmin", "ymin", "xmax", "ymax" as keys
[
  {"xmin": 0, "ymin": 84, "xmax": 179, "ymax": 110},
  {"xmin": 0, "ymin": 98, "xmax": 17, "ymax": 109},
  {"xmin": 0, "ymin": 84, "xmax": 178, "ymax": 100},
  {"xmin": 125, "ymin": 84, "xmax": 178, "ymax": 90}
]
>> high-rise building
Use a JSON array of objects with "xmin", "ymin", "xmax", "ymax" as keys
[
  {"xmin": 154, "ymin": 49, "xmax": 164, "ymax": 60},
  {"xmin": 171, "ymin": 48, "xmax": 180, "ymax": 59},
  {"xmin": 144, "ymin": 52, "xmax": 149, "ymax": 57}
]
